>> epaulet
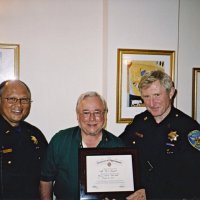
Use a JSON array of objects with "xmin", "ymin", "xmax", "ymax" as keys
[{"xmin": 129, "ymin": 113, "xmax": 149, "ymax": 125}]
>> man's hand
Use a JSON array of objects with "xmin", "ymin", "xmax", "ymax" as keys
[
  {"xmin": 126, "ymin": 189, "xmax": 146, "ymax": 200},
  {"xmin": 39, "ymin": 181, "xmax": 53, "ymax": 200}
]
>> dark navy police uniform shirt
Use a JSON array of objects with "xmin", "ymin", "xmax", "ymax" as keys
[
  {"xmin": 119, "ymin": 107, "xmax": 200, "ymax": 199},
  {"xmin": 0, "ymin": 115, "xmax": 48, "ymax": 200}
]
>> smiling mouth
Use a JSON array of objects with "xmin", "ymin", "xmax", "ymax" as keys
[
  {"xmin": 87, "ymin": 123, "xmax": 97, "ymax": 127},
  {"xmin": 11, "ymin": 110, "xmax": 22, "ymax": 114},
  {"xmin": 150, "ymin": 107, "xmax": 159, "ymax": 110}
]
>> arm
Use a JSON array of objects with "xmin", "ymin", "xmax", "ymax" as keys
[{"xmin": 40, "ymin": 181, "xmax": 53, "ymax": 200}]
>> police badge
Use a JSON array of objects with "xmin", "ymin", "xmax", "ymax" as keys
[
  {"xmin": 188, "ymin": 130, "xmax": 200, "ymax": 151},
  {"xmin": 31, "ymin": 136, "xmax": 38, "ymax": 145},
  {"xmin": 168, "ymin": 131, "xmax": 179, "ymax": 142}
]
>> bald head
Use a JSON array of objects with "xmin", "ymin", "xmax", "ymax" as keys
[
  {"xmin": 0, "ymin": 80, "xmax": 31, "ymax": 97},
  {"xmin": 0, "ymin": 80, "xmax": 32, "ymax": 126}
]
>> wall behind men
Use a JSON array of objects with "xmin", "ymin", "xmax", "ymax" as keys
[{"xmin": 0, "ymin": 0, "xmax": 200, "ymax": 141}]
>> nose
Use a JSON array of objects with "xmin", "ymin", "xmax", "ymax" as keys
[
  {"xmin": 149, "ymin": 97, "xmax": 155, "ymax": 107},
  {"xmin": 15, "ymin": 99, "xmax": 23, "ymax": 106},
  {"xmin": 89, "ymin": 113, "xmax": 95, "ymax": 120}
]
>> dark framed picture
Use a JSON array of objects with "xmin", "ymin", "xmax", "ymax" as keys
[
  {"xmin": 79, "ymin": 148, "xmax": 140, "ymax": 200},
  {"xmin": 116, "ymin": 48, "xmax": 175, "ymax": 123}
]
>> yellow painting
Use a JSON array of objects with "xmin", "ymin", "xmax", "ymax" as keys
[
  {"xmin": 116, "ymin": 49, "xmax": 175, "ymax": 123},
  {"xmin": 128, "ymin": 60, "xmax": 165, "ymax": 107}
]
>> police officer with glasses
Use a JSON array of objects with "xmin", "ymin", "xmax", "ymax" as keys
[{"xmin": 0, "ymin": 80, "xmax": 48, "ymax": 199}]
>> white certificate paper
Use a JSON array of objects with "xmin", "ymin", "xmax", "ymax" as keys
[{"xmin": 86, "ymin": 155, "xmax": 134, "ymax": 192}]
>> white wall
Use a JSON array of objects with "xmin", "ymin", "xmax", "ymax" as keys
[
  {"xmin": 106, "ymin": 0, "xmax": 179, "ymax": 135},
  {"xmin": 0, "ymin": 0, "xmax": 104, "ymax": 141},
  {"xmin": 0, "ymin": 0, "xmax": 199, "ymax": 141},
  {"xmin": 177, "ymin": 0, "xmax": 200, "ymax": 115}
]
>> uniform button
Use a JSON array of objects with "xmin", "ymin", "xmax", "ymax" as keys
[
  {"xmin": 38, "ymin": 157, "xmax": 41, "ymax": 160},
  {"xmin": 132, "ymin": 141, "xmax": 136, "ymax": 144},
  {"xmin": 8, "ymin": 161, "xmax": 12, "ymax": 164}
]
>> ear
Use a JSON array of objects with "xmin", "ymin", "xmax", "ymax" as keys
[
  {"xmin": 169, "ymin": 87, "xmax": 176, "ymax": 99},
  {"xmin": 76, "ymin": 112, "xmax": 80, "ymax": 121}
]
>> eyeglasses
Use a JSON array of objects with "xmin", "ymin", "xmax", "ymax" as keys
[
  {"xmin": 4, "ymin": 97, "xmax": 32, "ymax": 104},
  {"xmin": 81, "ymin": 110, "xmax": 105, "ymax": 119}
]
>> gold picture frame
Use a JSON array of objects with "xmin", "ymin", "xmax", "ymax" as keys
[
  {"xmin": 0, "ymin": 43, "xmax": 20, "ymax": 83},
  {"xmin": 116, "ymin": 49, "xmax": 175, "ymax": 123},
  {"xmin": 192, "ymin": 68, "xmax": 200, "ymax": 122}
]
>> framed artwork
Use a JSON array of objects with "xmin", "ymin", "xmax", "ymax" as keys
[
  {"xmin": 79, "ymin": 148, "xmax": 140, "ymax": 200},
  {"xmin": 116, "ymin": 49, "xmax": 175, "ymax": 123},
  {"xmin": 0, "ymin": 43, "xmax": 20, "ymax": 83},
  {"xmin": 192, "ymin": 68, "xmax": 200, "ymax": 122}
]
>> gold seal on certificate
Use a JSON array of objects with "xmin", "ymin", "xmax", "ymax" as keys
[{"xmin": 79, "ymin": 148, "xmax": 140, "ymax": 200}]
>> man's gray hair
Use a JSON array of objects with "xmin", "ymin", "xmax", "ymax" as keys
[
  {"xmin": 76, "ymin": 91, "xmax": 108, "ymax": 113},
  {"xmin": 138, "ymin": 70, "xmax": 174, "ymax": 93}
]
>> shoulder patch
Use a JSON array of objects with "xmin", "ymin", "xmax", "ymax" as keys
[{"xmin": 188, "ymin": 130, "xmax": 200, "ymax": 151}]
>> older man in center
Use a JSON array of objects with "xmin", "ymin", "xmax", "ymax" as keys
[{"xmin": 40, "ymin": 91, "xmax": 128, "ymax": 200}]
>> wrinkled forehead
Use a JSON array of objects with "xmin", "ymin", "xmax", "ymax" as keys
[
  {"xmin": 79, "ymin": 96, "xmax": 104, "ymax": 110},
  {"xmin": 140, "ymin": 80, "xmax": 168, "ymax": 93}
]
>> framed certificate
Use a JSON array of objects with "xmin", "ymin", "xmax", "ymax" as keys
[{"xmin": 79, "ymin": 148, "xmax": 140, "ymax": 200}]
